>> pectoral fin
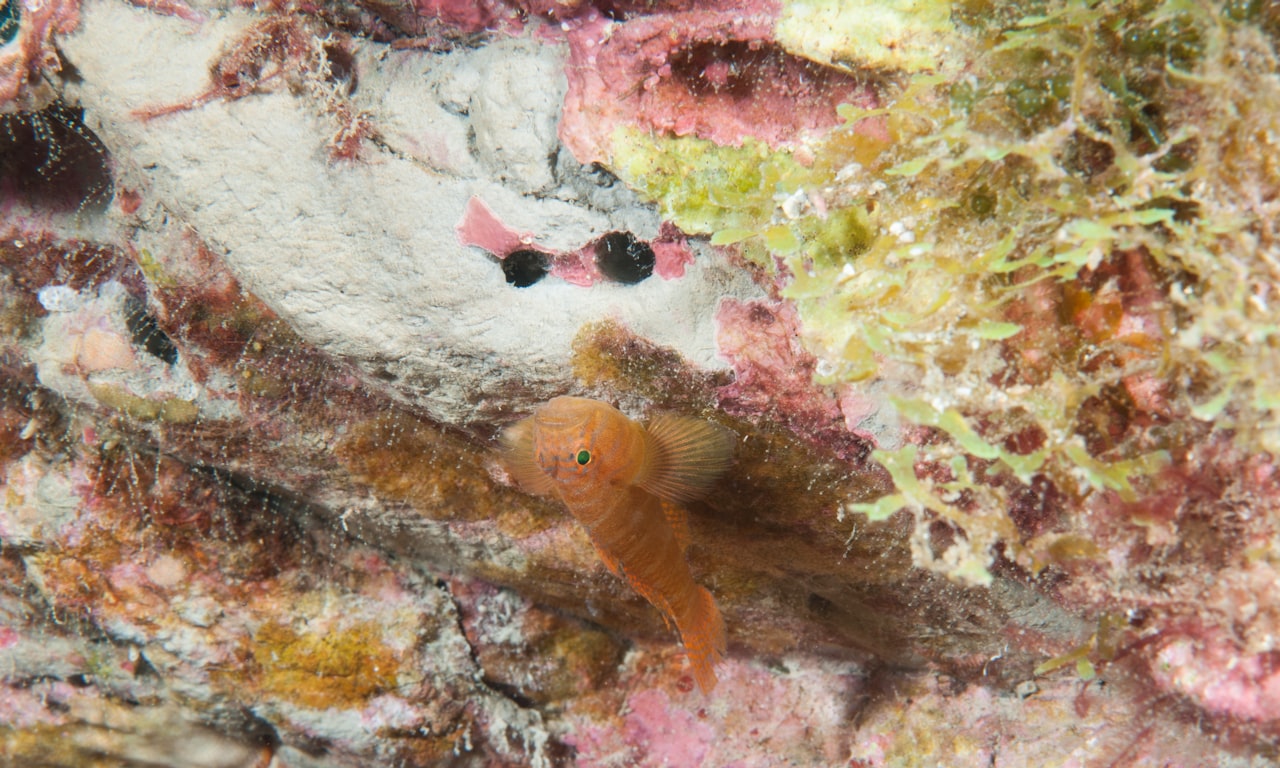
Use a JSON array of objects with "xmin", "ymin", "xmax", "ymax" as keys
[{"xmin": 638, "ymin": 415, "xmax": 735, "ymax": 502}]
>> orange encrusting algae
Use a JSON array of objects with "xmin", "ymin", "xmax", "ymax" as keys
[{"xmin": 501, "ymin": 396, "xmax": 734, "ymax": 692}]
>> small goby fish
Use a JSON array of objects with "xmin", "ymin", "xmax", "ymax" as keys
[{"xmin": 501, "ymin": 396, "xmax": 734, "ymax": 692}]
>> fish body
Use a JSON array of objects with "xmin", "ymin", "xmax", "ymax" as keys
[{"xmin": 501, "ymin": 396, "xmax": 733, "ymax": 691}]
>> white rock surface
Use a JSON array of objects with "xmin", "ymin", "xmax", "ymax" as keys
[{"xmin": 60, "ymin": 0, "xmax": 763, "ymax": 425}]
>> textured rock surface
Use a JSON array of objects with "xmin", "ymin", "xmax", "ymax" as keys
[
  {"xmin": 1, "ymin": 0, "xmax": 1278, "ymax": 766},
  {"xmin": 59, "ymin": 0, "xmax": 761, "ymax": 425}
]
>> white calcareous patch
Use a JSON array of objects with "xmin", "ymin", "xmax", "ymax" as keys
[{"xmin": 37, "ymin": 284, "xmax": 81, "ymax": 312}]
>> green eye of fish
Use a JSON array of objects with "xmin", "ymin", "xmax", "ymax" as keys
[{"xmin": 575, "ymin": 449, "xmax": 591, "ymax": 466}]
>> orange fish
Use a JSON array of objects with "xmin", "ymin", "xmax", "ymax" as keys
[{"xmin": 501, "ymin": 396, "xmax": 734, "ymax": 692}]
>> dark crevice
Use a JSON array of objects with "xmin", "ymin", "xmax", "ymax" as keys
[
  {"xmin": 502, "ymin": 249, "xmax": 550, "ymax": 287},
  {"xmin": 0, "ymin": 99, "xmax": 114, "ymax": 213},
  {"xmin": 594, "ymin": 231, "xmax": 654, "ymax": 284},
  {"xmin": 123, "ymin": 294, "xmax": 180, "ymax": 365},
  {"xmin": 1, "ymin": 0, "xmax": 19, "ymax": 46}
]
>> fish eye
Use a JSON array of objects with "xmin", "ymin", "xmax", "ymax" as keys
[{"xmin": 575, "ymin": 449, "xmax": 591, "ymax": 466}]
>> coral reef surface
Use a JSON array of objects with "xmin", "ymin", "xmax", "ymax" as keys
[{"xmin": 1, "ymin": 0, "xmax": 1278, "ymax": 765}]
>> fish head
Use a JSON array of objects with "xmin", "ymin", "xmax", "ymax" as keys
[{"xmin": 531, "ymin": 396, "xmax": 645, "ymax": 491}]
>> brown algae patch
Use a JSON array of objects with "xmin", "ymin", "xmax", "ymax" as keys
[
  {"xmin": 336, "ymin": 411, "xmax": 542, "ymax": 528},
  {"xmin": 248, "ymin": 620, "xmax": 402, "ymax": 709},
  {"xmin": 571, "ymin": 319, "xmax": 728, "ymax": 415},
  {"xmin": 87, "ymin": 382, "xmax": 198, "ymax": 424}
]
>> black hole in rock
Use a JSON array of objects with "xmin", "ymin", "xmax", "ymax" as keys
[
  {"xmin": 0, "ymin": 100, "xmax": 113, "ymax": 212},
  {"xmin": 594, "ymin": 231, "xmax": 654, "ymax": 284},
  {"xmin": 1, "ymin": 0, "xmax": 20, "ymax": 47},
  {"xmin": 593, "ymin": 0, "xmax": 652, "ymax": 22},
  {"xmin": 502, "ymin": 249, "xmax": 550, "ymax": 287},
  {"xmin": 483, "ymin": 677, "xmax": 538, "ymax": 708},
  {"xmin": 588, "ymin": 162, "xmax": 618, "ymax": 187},
  {"xmin": 124, "ymin": 294, "xmax": 179, "ymax": 365},
  {"xmin": 322, "ymin": 41, "xmax": 358, "ymax": 95},
  {"xmin": 132, "ymin": 651, "xmax": 160, "ymax": 679}
]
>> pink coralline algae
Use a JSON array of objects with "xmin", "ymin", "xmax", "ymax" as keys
[
  {"xmin": 411, "ymin": 0, "xmax": 521, "ymax": 35},
  {"xmin": 455, "ymin": 195, "xmax": 537, "ymax": 257},
  {"xmin": 1152, "ymin": 636, "xmax": 1280, "ymax": 723},
  {"xmin": 558, "ymin": 4, "xmax": 879, "ymax": 163},
  {"xmin": 715, "ymin": 298, "xmax": 874, "ymax": 462},
  {"xmin": 563, "ymin": 655, "xmax": 859, "ymax": 768},
  {"xmin": 616, "ymin": 688, "xmax": 715, "ymax": 767},
  {"xmin": 651, "ymin": 221, "xmax": 695, "ymax": 279},
  {"xmin": 455, "ymin": 194, "xmax": 694, "ymax": 285},
  {"xmin": 0, "ymin": 0, "xmax": 81, "ymax": 107}
]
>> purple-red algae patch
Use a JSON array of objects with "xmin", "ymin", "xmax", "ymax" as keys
[
  {"xmin": 715, "ymin": 298, "xmax": 873, "ymax": 463},
  {"xmin": 559, "ymin": 7, "xmax": 879, "ymax": 165},
  {"xmin": 563, "ymin": 652, "xmax": 860, "ymax": 768},
  {"xmin": 411, "ymin": 0, "xmax": 522, "ymax": 34},
  {"xmin": 0, "ymin": 235, "xmax": 147, "ymax": 301}
]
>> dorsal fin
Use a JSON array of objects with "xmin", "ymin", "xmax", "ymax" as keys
[
  {"xmin": 500, "ymin": 417, "xmax": 556, "ymax": 496},
  {"xmin": 637, "ymin": 415, "xmax": 734, "ymax": 502}
]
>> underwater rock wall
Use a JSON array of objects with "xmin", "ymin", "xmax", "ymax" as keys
[{"xmin": 2, "ymin": 0, "xmax": 1279, "ymax": 765}]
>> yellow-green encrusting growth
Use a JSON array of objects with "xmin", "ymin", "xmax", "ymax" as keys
[
  {"xmin": 776, "ymin": 0, "xmax": 958, "ymax": 74},
  {"xmin": 606, "ymin": 0, "xmax": 1280, "ymax": 585}
]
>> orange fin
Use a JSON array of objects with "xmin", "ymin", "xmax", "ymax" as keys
[
  {"xmin": 661, "ymin": 500, "xmax": 690, "ymax": 553},
  {"xmin": 678, "ymin": 585, "xmax": 727, "ymax": 693},
  {"xmin": 499, "ymin": 418, "xmax": 556, "ymax": 497},
  {"xmin": 638, "ymin": 415, "xmax": 735, "ymax": 502}
]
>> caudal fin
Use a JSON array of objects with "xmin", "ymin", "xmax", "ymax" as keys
[{"xmin": 679, "ymin": 586, "xmax": 727, "ymax": 693}]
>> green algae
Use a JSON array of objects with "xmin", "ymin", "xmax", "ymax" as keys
[
  {"xmin": 610, "ymin": 126, "xmax": 809, "ymax": 240},
  {"xmin": 598, "ymin": 0, "xmax": 1280, "ymax": 585}
]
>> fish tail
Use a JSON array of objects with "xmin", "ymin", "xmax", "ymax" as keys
[{"xmin": 678, "ymin": 586, "xmax": 727, "ymax": 693}]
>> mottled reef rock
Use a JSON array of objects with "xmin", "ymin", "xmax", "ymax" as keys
[{"xmin": 2, "ymin": 0, "xmax": 1280, "ymax": 766}]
